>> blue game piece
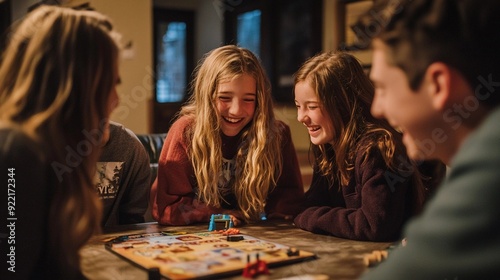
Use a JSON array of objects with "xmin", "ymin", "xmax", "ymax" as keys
[
  {"xmin": 208, "ymin": 214, "xmax": 233, "ymax": 231},
  {"xmin": 208, "ymin": 214, "xmax": 216, "ymax": 231}
]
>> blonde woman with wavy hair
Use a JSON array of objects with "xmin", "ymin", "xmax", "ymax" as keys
[
  {"xmin": 0, "ymin": 6, "xmax": 121, "ymax": 279},
  {"xmin": 151, "ymin": 45, "xmax": 304, "ymax": 225},
  {"xmin": 293, "ymin": 52, "xmax": 443, "ymax": 241}
]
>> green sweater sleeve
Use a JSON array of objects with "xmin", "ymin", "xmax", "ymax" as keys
[{"xmin": 361, "ymin": 108, "xmax": 500, "ymax": 279}]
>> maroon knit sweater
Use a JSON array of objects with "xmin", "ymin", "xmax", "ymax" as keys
[
  {"xmin": 294, "ymin": 142, "xmax": 415, "ymax": 241},
  {"xmin": 151, "ymin": 116, "xmax": 305, "ymax": 225}
]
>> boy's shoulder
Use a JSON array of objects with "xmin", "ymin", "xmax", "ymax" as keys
[{"xmin": 452, "ymin": 106, "xmax": 500, "ymax": 165}]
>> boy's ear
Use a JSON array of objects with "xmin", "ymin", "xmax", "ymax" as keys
[
  {"xmin": 425, "ymin": 62, "xmax": 451, "ymax": 110},
  {"xmin": 425, "ymin": 62, "xmax": 472, "ymax": 111}
]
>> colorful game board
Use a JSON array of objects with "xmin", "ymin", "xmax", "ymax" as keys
[{"xmin": 105, "ymin": 231, "xmax": 316, "ymax": 279}]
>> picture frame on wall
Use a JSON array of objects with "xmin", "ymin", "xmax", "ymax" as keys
[{"xmin": 339, "ymin": 0, "xmax": 373, "ymax": 73}]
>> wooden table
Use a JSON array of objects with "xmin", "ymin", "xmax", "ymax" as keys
[{"xmin": 81, "ymin": 220, "xmax": 391, "ymax": 280}]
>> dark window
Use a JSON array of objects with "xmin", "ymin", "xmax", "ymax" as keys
[
  {"xmin": 152, "ymin": 8, "xmax": 194, "ymax": 132},
  {"xmin": 224, "ymin": 0, "xmax": 322, "ymax": 104},
  {"xmin": 236, "ymin": 9, "xmax": 261, "ymax": 57},
  {"xmin": 156, "ymin": 21, "xmax": 187, "ymax": 103}
]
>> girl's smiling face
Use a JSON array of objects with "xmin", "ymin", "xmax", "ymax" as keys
[
  {"xmin": 216, "ymin": 74, "xmax": 257, "ymax": 136},
  {"xmin": 294, "ymin": 80, "xmax": 335, "ymax": 145}
]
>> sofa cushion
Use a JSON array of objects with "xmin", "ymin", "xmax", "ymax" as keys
[{"xmin": 135, "ymin": 133, "xmax": 167, "ymax": 185}]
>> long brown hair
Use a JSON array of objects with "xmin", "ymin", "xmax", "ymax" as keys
[
  {"xmin": 0, "ymin": 6, "xmax": 121, "ymax": 278},
  {"xmin": 294, "ymin": 51, "xmax": 425, "ymax": 213}
]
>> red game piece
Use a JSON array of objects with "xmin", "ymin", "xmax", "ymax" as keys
[{"xmin": 242, "ymin": 253, "xmax": 269, "ymax": 278}]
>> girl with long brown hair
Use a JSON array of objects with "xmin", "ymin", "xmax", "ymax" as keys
[{"xmin": 293, "ymin": 52, "xmax": 433, "ymax": 241}]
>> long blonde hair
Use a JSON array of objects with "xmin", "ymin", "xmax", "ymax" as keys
[
  {"xmin": 0, "ymin": 6, "xmax": 120, "ymax": 278},
  {"xmin": 294, "ymin": 52, "xmax": 426, "ymax": 214},
  {"xmin": 180, "ymin": 45, "xmax": 282, "ymax": 221}
]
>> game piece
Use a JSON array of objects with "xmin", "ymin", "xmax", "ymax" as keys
[
  {"xmin": 363, "ymin": 250, "xmax": 388, "ymax": 267},
  {"xmin": 227, "ymin": 235, "xmax": 244, "ymax": 242},
  {"xmin": 242, "ymin": 252, "xmax": 270, "ymax": 278},
  {"xmin": 260, "ymin": 213, "xmax": 267, "ymax": 220},
  {"xmin": 256, "ymin": 253, "xmax": 270, "ymax": 275},
  {"xmin": 286, "ymin": 247, "xmax": 300, "ymax": 257},
  {"xmin": 222, "ymin": 228, "xmax": 240, "ymax": 235},
  {"xmin": 208, "ymin": 214, "xmax": 233, "ymax": 231},
  {"xmin": 242, "ymin": 255, "xmax": 256, "ymax": 278},
  {"xmin": 106, "ymin": 231, "xmax": 315, "ymax": 279},
  {"xmin": 148, "ymin": 267, "xmax": 161, "ymax": 280}
]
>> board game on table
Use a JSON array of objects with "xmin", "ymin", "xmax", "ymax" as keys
[{"xmin": 105, "ymin": 229, "xmax": 316, "ymax": 279}]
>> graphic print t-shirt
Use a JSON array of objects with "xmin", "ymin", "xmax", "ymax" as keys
[
  {"xmin": 217, "ymin": 132, "xmax": 243, "ymax": 209},
  {"xmin": 94, "ymin": 161, "xmax": 124, "ymax": 200},
  {"xmin": 218, "ymin": 157, "xmax": 237, "ymax": 209},
  {"xmin": 94, "ymin": 161, "xmax": 126, "ymax": 225}
]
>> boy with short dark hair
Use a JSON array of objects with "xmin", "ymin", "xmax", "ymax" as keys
[{"xmin": 355, "ymin": 0, "xmax": 500, "ymax": 278}]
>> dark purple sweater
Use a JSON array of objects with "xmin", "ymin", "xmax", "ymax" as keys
[{"xmin": 294, "ymin": 144, "xmax": 414, "ymax": 241}]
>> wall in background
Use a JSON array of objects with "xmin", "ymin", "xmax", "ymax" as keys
[
  {"xmin": 7, "ymin": 0, "xmax": 365, "ymax": 151},
  {"xmin": 92, "ymin": 0, "xmax": 153, "ymax": 134},
  {"xmin": 99, "ymin": 0, "xmax": 225, "ymax": 134},
  {"xmin": 8, "ymin": 0, "xmax": 154, "ymax": 134}
]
